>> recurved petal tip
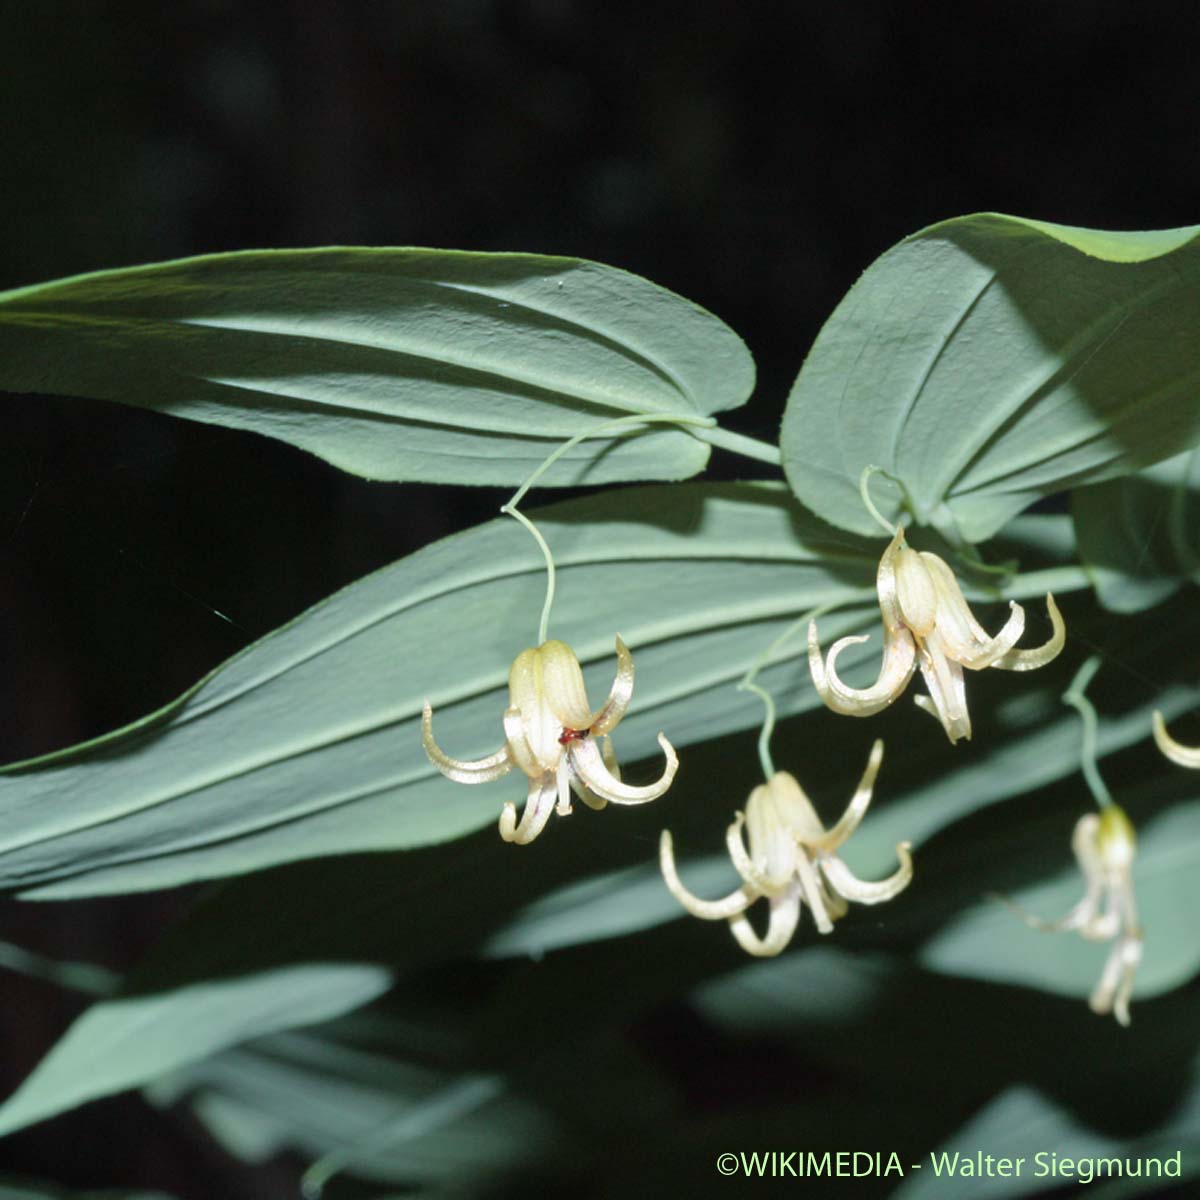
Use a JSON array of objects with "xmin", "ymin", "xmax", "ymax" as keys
[
  {"xmin": 727, "ymin": 895, "xmax": 801, "ymax": 957},
  {"xmin": 568, "ymin": 731, "xmax": 677, "ymax": 805},
  {"xmin": 659, "ymin": 829, "xmax": 755, "ymax": 921},
  {"xmin": 810, "ymin": 738, "xmax": 887, "ymax": 853},
  {"xmin": 501, "ymin": 779, "xmax": 557, "ymax": 845},
  {"xmin": 591, "ymin": 634, "xmax": 636, "ymax": 736},
  {"xmin": 992, "ymin": 593, "xmax": 1065, "ymax": 672},
  {"xmin": 1153, "ymin": 709, "xmax": 1200, "ymax": 768},
  {"xmin": 810, "ymin": 627, "xmax": 916, "ymax": 718},
  {"xmin": 820, "ymin": 840, "xmax": 913, "ymax": 905},
  {"xmin": 498, "ymin": 801, "xmax": 519, "ymax": 843},
  {"xmin": 423, "ymin": 702, "xmax": 513, "ymax": 784}
]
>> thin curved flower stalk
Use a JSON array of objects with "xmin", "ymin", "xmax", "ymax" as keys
[
  {"xmin": 659, "ymin": 740, "xmax": 912, "ymax": 955},
  {"xmin": 423, "ymin": 636, "xmax": 678, "ymax": 844},
  {"xmin": 808, "ymin": 526, "xmax": 1065, "ymax": 743},
  {"xmin": 1152, "ymin": 710, "xmax": 1200, "ymax": 768},
  {"xmin": 999, "ymin": 805, "xmax": 1143, "ymax": 1027}
]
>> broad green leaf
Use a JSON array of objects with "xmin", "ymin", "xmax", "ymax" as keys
[
  {"xmin": 1071, "ymin": 448, "xmax": 1200, "ymax": 612},
  {"xmin": 0, "ymin": 963, "xmax": 391, "ymax": 1137},
  {"xmin": 920, "ymin": 799, "xmax": 1200, "ymax": 1005},
  {"xmin": 149, "ymin": 1029, "xmax": 556, "ymax": 1190},
  {"xmin": 781, "ymin": 213, "xmax": 1200, "ymax": 541},
  {"xmin": 0, "ymin": 483, "xmax": 887, "ymax": 899},
  {"xmin": 0, "ymin": 248, "xmax": 754, "ymax": 486}
]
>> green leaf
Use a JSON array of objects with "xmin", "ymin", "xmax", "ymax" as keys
[
  {"xmin": 0, "ymin": 248, "xmax": 754, "ymax": 486},
  {"xmin": 781, "ymin": 213, "xmax": 1200, "ymax": 541},
  {"xmin": 0, "ymin": 483, "xmax": 882, "ymax": 899},
  {"xmin": 0, "ymin": 963, "xmax": 392, "ymax": 1138},
  {"xmin": 1071, "ymin": 448, "xmax": 1200, "ymax": 612},
  {"xmin": 149, "ymin": 1028, "xmax": 555, "ymax": 1190}
]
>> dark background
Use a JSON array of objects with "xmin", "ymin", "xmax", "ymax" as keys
[{"xmin": 2, "ymin": 2, "xmax": 1199, "ymax": 1195}]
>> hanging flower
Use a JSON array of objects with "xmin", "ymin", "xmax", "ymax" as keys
[
  {"xmin": 808, "ymin": 527, "xmax": 1065, "ymax": 743},
  {"xmin": 659, "ymin": 740, "xmax": 912, "ymax": 955},
  {"xmin": 1152, "ymin": 710, "xmax": 1200, "ymax": 768},
  {"xmin": 423, "ymin": 636, "xmax": 677, "ymax": 844},
  {"xmin": 1003, "ymin": 805, "xmax": 1143, "ymax": 1027}
]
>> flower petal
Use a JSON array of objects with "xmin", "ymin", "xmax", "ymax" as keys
[
  {"xmin": 1153, "ymin": 709, "xmax": 1200, "ymax": 768},
  {"xmin": 996, "ymin": 813, "xmax": 1103, "ymax": 932},
  {"xmin": 793, "ymin": 852, "xmax": 838, "ymax": 934},
  {"xmin": 808, "ymin": 625, "xmax": 917, "ymax": 717},
  {"xmin": 569, "ymin": 735, "xmax": 617, "ymax": 810},
  {"xmin": 499, "ymin": 775, "xmax": 557, "ymax": 845},
  {"xmin": 555, "ymin": 757, "xmax": 573, "ymax": 816},
  {"xmin": 537, "ymin": 639, "xmax": 597, "ymax": 730},
  {"xmin": 745, "ymin": 783, "xmax": 805, "ymax": 887},
  {"xmin": 659, "ymin": 830, "xmax": 756, "ymax": 919},
  {"xmin": 876, "ymin": 526, "xmax": 910, "ymax": 633},
  {"xmin": 502, "ymin": 706, "xmax": 544, "ymax": 779},
  {"xmin": 820, "ymin": 841, "xmax": 913, "ymax": 904},
  {"xmin": 568, "ymin": 732, "xmax": 678, "ymax": 805},
  {"xmin": 590, "ymin": 635, "xmax": 635, "ymax": 736},
  {"xmin": 894, "ymin": 546, "xmax": 939, "ymax": 637},
  {"xmin": 728, "ymin": 892, "xmax": 801, "ymax": 957},
  {"xmin": 914, "ymin": 641, "xmax": 972, "ymax": 743},
  {"xmin": 508, "ymin": 647, "xmax": 563, "ymax": 768},
  {"xmin": 725, "ymin": 811, "xmax": 783, "ymax": 894},
  {"xmin": 995, "ymin": 890, "xmax": 1097, "ymax": 934},
  {"xmin": 1090, "ymin": 931, "xmax": 1143, "ymax": 1027},
  {"xmin": 422, "ymin": 701, "xmax": 513, "ymax": 783},
  {"xmin": 920, "ymin": 553, "xmax": 1027, "ymax": 668},
  {"xmin": 807, "ymin": 739, "xmax": 884, "ymax": 853},
  {"xmin": 1078, "ymin": 906, "xmax": 1122, "ymax": 942},
  {"xmin": 989, "ymin": 594, "xmax": 1066, "ymax": 672}
]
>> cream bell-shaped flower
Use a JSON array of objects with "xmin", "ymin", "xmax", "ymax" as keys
[
  {"xmin": 422, "ymin": 636, "xmax": 677, "ymax": 845},
  {"xmin": 1152, "ymin": 710, "xmax": 1200, "ymax": 768},
  {"xmin": 1003, "ymin": 805, "xmax": 1143, "ymax": 1027},
  {"xmin": 659, "ymin": 741, "xmax": 912, "ymax": 955},
  {"xmin": 809, "ymin": 526, "xmax": 1065, "ymax": 743}
]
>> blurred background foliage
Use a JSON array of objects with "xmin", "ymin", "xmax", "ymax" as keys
[{"xmin": 3, "ymin": 2, "xmax": 1200, "ymax": 1197}]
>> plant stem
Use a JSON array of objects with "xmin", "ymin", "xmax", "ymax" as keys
[
  {"xmin": 501, "ymin": 503, "xmax": 556, "ymax": 645},
  {"xmin": 1062, "ymin": 655, "xmax": 1114, "ymax": 811},
  {"xmin": 737, "ymin": 597, "xmax": 870, "ymax": 780},
  {"xmin": 739, "ymin": 681, "xmax": 778, "ymax": 779},
  {"xmin": 505, "ymin": 412, "xmax": 716, "ymax": 511},
  {"xmin": 502, "ymin": 411, "xmax": 717, "ymax": 642},
  {"xmin": 687, "ymin": 424, "xmax": 783, "ymax": 467},
  {"xmin": 858, "ymin": 465, "xmax": 904, "ymax": 536}
]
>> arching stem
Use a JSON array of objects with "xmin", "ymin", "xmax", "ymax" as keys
[
  {"xmin": 737, "ymin": 598, "xmax": 868, "ymax": 780},
  {"xmin": 858, "ymin": 464, "xmax": 911, "ymax": 537},
  {"xmin": 502, "ymin": 412, "xmax": 718, "ymax": 643},
  {"xmin": 1062, "ymin": 655, "xmax": 1114, "ymax": 810}
]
